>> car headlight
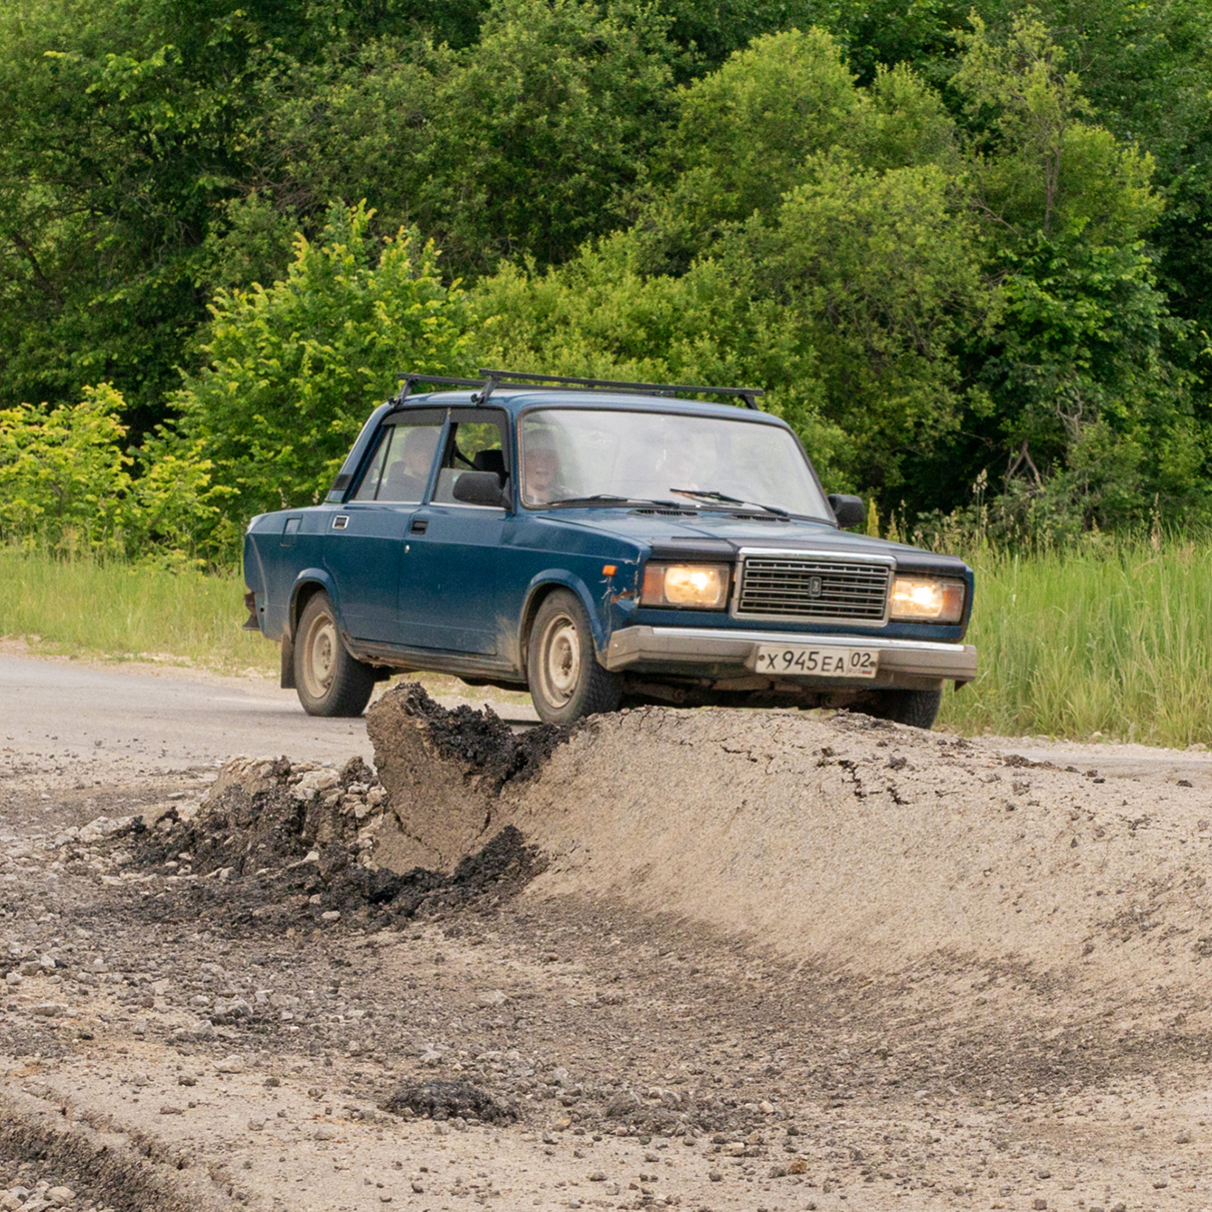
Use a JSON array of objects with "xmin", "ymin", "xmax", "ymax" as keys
[
  {"xmin": 890, "ymin": 576, "xmax": 966, "ymax": 622},
  {"xmin": 641, "ymin": 563, "xmax": 731, "ymax": 609}
]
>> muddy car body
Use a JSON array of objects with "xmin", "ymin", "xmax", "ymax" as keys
[{"xmin": 243, "ymin": 371, "xmax": 977, "ymax": 725}]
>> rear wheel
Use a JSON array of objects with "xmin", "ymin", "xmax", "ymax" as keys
[
  {"xmin": 294, "ymin": 591, "xmax": 377, "ymax": 717},
  {"xmin": 866, "ymin": 688, "xmax": 942, "ymax": 729},
  {"xmin": 527, "ymin": 590, "xmax": 623, "ymax": 725}
]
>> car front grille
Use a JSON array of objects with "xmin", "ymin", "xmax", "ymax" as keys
[{"xmin": 736, "ymin": 555, "xmax": 891, "ymax": 621}]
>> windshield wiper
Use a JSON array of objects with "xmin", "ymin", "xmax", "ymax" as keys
[
  {"xmin": 547, "ymin": 494, "xmax": 681, "ymax": 509},
  {"xmin": 670, "ymin": 488, "xmax": 789, "ymax": 517}
]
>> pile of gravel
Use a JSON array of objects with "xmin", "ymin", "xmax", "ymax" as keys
[{"xmin": 55, "ymin": 749, "xmax": 543, "ymax": 929}]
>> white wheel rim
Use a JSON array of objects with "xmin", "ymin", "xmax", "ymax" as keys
[
  {"xmin": 540, "ymin": 614, "xmax": 580, "ymax": 708},
  {"xmin": 302, "ymin": 612, "xmax": 338, "ymax": 699}
]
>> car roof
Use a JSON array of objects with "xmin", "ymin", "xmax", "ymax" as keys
[{"xmin": 386, "ymin": 388, "xmax": 790, "ymax": 426}]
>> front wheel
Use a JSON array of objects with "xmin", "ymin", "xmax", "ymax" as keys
[
  {"xmin": 527, "ymin": 590, "xmax": 623, "ymax": 725},
  {"xmin": 294, "ymin": 591, "xmax": 377, "ymax": 717},
  {"xmin": 865, "ymin": 688, "xmax": 942, "ymax": 729}
]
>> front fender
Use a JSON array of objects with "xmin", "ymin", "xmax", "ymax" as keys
[{"xmin": 519, "ymin": 571, "xmax": 610, "ymax": 661}]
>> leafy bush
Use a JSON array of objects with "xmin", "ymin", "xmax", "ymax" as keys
[
  {"xmin": 0, "ymin": 384, "xmax": 225, "ymax": 561},
  {"xmin": 175, "ymin": 201, "xmax": 477, "ymax": 525},
  {"xmin": 0, "ymin": 385, "xmax": 132, "ymax": 553}
]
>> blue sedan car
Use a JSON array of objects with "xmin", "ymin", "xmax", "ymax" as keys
[{"xmin": 242, "ymin": 370, "xmax": 976, "ymax": 727}]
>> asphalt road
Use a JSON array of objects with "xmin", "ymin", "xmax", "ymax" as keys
[
  {"xmin": 1, "ymin": 654, "xmax": 376, "ymax": 770},
  {"xmin": 3, "ymin": 653, "xmax": 1210, "ymax": 785}
]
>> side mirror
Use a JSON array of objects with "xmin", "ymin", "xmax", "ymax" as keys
[
  {"xmin": 828, "ymin": 493, "xmax": 865, "ymax": 530},
  {"xmin": 452, "ymin": 470, "xmax": 508, "ymax": 508}
]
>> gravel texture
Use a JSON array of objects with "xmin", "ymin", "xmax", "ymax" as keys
[{"xmin": 2, "ymin": 682, "xmax": 1212, "ymax": 1210}]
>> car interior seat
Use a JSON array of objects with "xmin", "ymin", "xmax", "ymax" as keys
[
  {"xmin": 380, "ymin": 459, "xmax": 422, "ymax": 501},
  {"xmin": 472, "ymin": 449, "xmax": 508, "ymax": 482}
]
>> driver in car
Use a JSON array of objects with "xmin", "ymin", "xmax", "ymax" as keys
[{"xmin": 523, "ymin": 445, "xmax": 568, "ymax": 505}]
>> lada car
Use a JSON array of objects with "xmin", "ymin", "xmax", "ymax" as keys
[{"xmin": 242, "ymin": 370, "xmax": 977, "ymax": 726}]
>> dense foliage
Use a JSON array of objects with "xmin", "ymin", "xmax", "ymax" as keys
[
  {"xmin": 3, "ymin": 0, "xmax": 1212, "ymax": 557},
  {"xmin": 175, "ymin": 201, "xmax": 473, "ymax": 521}
]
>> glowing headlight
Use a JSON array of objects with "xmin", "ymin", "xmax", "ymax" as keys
[
  {"xmin": 641, "ymin": 563, "xmax": 730, "ymax": 610},
  {"xmin": 889, "ymin": 576, "xmax": 966, "ymax": 622}
]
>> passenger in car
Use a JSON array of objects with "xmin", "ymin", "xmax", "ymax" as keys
[
  {"xmin": 658, "ymin": 443, "xmax": 702, "ymax": 492},
  {"xmin": 381, "ymin": 427, "xmax": 440, "ymax": 501}
]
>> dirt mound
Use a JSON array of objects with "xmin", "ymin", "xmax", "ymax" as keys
[
  {"xmin": 365, "ymin": 683, "xmax": 567, "ymax": 872},
  {"xmin": 358, "ymin": 690, "xmax": 1212, "ymax": 1004},
  {"xmin": 504, "ymin": 707, "xmax": 1212, "ymax": 998},
  {"xmin": 98, "ymin": 743, "xmax": 543, "ymax": 927},
  {"xmin": 80, "ymin": 683, "xmax": 1212, "ymax": 1005}
]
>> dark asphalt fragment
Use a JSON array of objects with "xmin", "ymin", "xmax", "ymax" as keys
[{"xmin": 382, "ymin": 1080, "xmax": 519, "ymax": 1123}]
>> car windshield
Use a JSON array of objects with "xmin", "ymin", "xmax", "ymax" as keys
[{"xmin": 520, "ymin": 408, "xmax": 831, "ymax": 519}]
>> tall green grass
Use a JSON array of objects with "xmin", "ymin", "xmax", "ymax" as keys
[
  {"xmin": 4, "ymin": 543, "xmax": 1211, "ymax": 745},
  {"xmin": 938, "ymin": 539, "xmax": 1212, "ymax": 745},
  {"xmin": 0, "ymin": 549, "xmax": 277, "ymax": 676}
]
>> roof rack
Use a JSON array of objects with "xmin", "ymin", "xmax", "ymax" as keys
[
  {"xmin": 393, "ymin": 369, "xmax": 766, "ymax": 410},
  {"xmin": 395, "ymin": 372, "xmax": 492, "ymax": 404},
  {"xmin": 476, "ymin": 368, "xmax": 764, "ymax": 410}
]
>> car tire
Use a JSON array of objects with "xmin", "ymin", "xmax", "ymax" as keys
[
  {"xmin": 527, "ymin": 589, "xmax": 623, "ymax": 725},
  {"xmin": 294, "ymin": 591, "xmax": 377, "ymax": 717},
  {"xmin": 866, "ymin": 688, "xmax": 943, "ymax": 729}
]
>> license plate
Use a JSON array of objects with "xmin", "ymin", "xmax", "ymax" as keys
[{"xmin": 754, "ymin": 644, "xmax": 879, "ymax": 678}]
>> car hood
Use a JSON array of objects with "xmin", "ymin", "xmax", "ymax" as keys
[{"xmin": 537, "ymin": 509, "xmax": 968, "ymax": 571}]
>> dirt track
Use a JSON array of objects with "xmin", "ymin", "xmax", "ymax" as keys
[{"xmin": 4, "ymin": 670, "xmax": 1212, "ymax": 1212}]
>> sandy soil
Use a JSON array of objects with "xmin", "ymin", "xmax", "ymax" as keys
[{"xmin": 3, "ymin": 681, "xmax": 1212, "ymax": 1212}]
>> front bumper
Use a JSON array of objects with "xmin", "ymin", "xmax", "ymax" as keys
[{"xmin": 602, "ymin": 625, "xmax": 977, "ymax": 689}]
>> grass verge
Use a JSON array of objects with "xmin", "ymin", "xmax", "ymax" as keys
[
  {"xmin": 0, "ymin": 550, "xmax": 277, "ymax": 677},
  {"xmin": 938, "ymin": 539, "xmax": 1212, "ymax": 746},
  {"xmin": 4, "ymin": 542, "xmax": 1210, "ymax": 745}
]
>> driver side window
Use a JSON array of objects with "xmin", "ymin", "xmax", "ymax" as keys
[{"xmin": 432, "ymin": 413, "xmax": 509, "ymax": 506}]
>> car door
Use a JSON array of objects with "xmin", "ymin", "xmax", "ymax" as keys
[
  {"xmin": 322, "ymin": 409, "xmax": 444, "ymax": 643},
  {"xmin": 395, "ymin": 409, "xmax": 509, "ymax": 655}
]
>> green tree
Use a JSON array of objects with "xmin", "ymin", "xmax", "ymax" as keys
[
  {"xmin": 977, "ymin": 236, "xmax": 1201, "ymax": 526},
  {"xmin": 482, "ymin": 28, "xmax": 988, "ymax": 493},
  {"xmin": 742, "ymin": 157, "xmax": 990, "ymax": 490},
  {"xmin": 953, "ymin": 11, "xmax": 1159, "ymax": 243},
  {"xmin": 0, "ymin": 385, "xmax": 133, "ymax": 553},
  {"xmin": 634, "ymin": 28, "xmax": 957, "ymax": 274},
  {"xmin": 479, "ymin": 163, "xmax": 990, "ymax": 491},
  {"xmin": 248, "ymin": 0, "xmax": 678, "ymax": 277},
  {"xmin": 176, "ymin": 202, "xmax": 477, "ymax": 523},
  {"xmin": 900, "ymin": 10, "xmax": 1203, "ymax": 529},
  {"xmin": 0, "ymin": 0, "xmax": 285, "ymax": 435},
  {"xmin": 0, "ymin": 0, "xmax": 501, "ymax": 438}
]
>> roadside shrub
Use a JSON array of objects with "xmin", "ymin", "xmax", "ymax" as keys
[
  {"xmin": 174, "ymin": 201, "xmax": 477, "ymax": 525},
  {"xmin": 0, "ymin": 385, "xmax": 132, "ymax": 553},
  {"xmin": 0, "ymin": 384, "xmax": 228, "ymax": 563}
]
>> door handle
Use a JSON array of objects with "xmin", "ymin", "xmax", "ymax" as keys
[{"xmin": 410, "ymin": 518, "xmax": 428, "ymax": 534}]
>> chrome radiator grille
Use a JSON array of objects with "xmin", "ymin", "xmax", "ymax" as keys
[{"xmin": 736, "ymin": 555, "xmax": 891, "ymax": 621}]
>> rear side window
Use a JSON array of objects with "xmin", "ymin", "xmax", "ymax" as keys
[{"xmin": 352, "ymin": 414, "xmax": 444, "ymax": 503}]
